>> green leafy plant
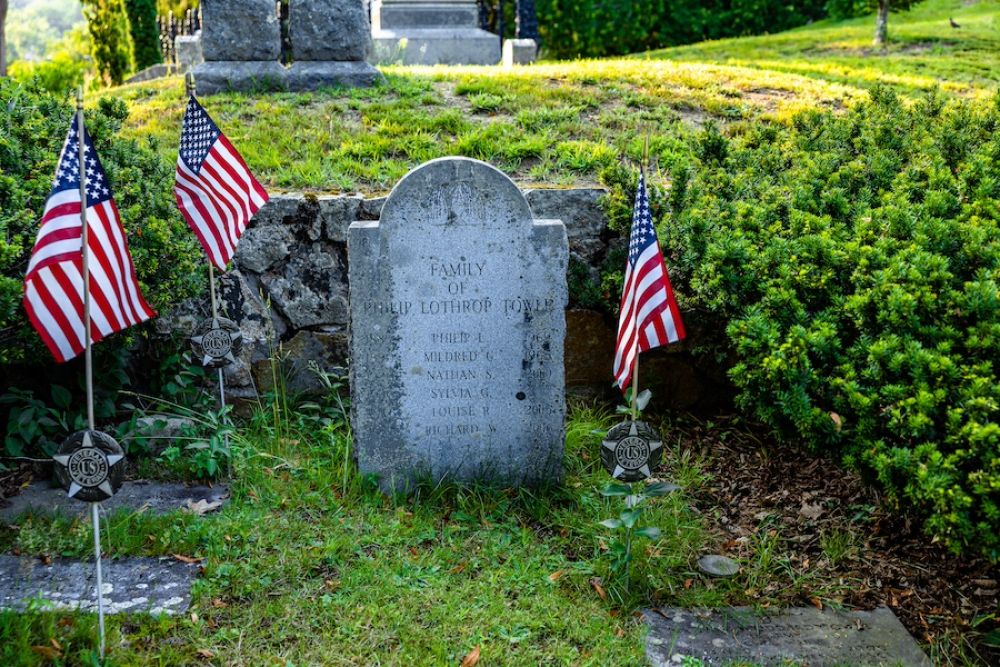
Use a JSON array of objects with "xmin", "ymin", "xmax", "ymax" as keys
[
  {"xmin": 599, "ymin": 480, "xmax": 677, "ymax": 588},
  {"xmin": 628, "ymin": 86, "xmax": 1000, "ymax": 560},
  {"xmin": 82, "ymin": 0, "xmax": 136, "ymax": 85},
  {"xmin": 125, "ymin": 0, "xmax": 162, "ymax": 71}
]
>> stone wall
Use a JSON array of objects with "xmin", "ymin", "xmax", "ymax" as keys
[{"xmin": 158, "ymin": 189, "xmax": 726, "ymax": 411}]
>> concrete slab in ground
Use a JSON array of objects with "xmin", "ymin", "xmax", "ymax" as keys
[
  {"xmin": 0, "ymin": 555, "xmax": 199, "ymax": 615},
  {"xmin": 644, "ymin": 606, "xmax": 931, "ymax": 667},
  {"xmin": 0, "ymin": 480, "xmax": 228, "ymax": 521}
]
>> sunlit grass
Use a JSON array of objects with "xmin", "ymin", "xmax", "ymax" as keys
[{"xmin": 641, "ymin": 0, "xmax": 1000, "ymax": 96}]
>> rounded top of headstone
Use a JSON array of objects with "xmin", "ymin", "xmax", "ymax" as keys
[{"xmin": 379, "ymin": 157, "xmax": 533, "ymax": 230}]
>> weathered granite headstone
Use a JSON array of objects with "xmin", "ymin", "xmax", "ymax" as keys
[
  {"xmin": 194, "ymin": 0, "xmax": 381, "ymax": 94},
  {"xmin": 287, "ymin": 0, "xmax": 382, "ymax": 90},
  {"xmin": 193, "ymin": 0, "xmax": 284, "ymax": 93},
  {"xmin": 349, "ymin": 157, "xmax": 568, "ymax": 490},
  {"xmin": 371, "ymin": 0, "xmax": 500, "ymax": 65},
  {"xmin": 200, "ymin": 0, "xmax": 280, "ymax": 61},
  {"xmin": 0, "ymin": 555, "xmax": 198, "ymax": 616},
  {"xmin": 644, "ymin": 607, "xmax": 932, "ymax": 667}
]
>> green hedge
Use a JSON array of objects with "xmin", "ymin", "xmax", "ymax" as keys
[
  {"xmin": 537, "ymin": 0, "xmax": 827, "ymax": 58},
  {"xmin": 616, "ymin": 88, "xmax": 1000, "ymax": 559},
  {"xmin": 0, "ymin": 78, "xmax": 202, "ymax": 368}
]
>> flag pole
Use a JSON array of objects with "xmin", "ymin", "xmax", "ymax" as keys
[
  {"xmin": 187, "ymin": 72, "xmax": 232, "ymax": 476},
  {"xmin": 631, "ymin": 134, "xmax": 650, "ymax": 422},
  {"xmin": 77, "ymin": 86, "xmax": 107, "ymax": 662}
]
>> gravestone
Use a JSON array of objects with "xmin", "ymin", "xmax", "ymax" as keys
[
  {"xmin": 349, "ymin": 157, "xmax": 567, "ymax": 491},
  {"xmin": 200, "ymin": 0, "xmax": 280, "ymax": 61},
  {"xmin": 644, "ymin": 606, "xmax": 932, "ymax": 666},
  {"xmin": 371, "ymin": 0, "xmax": 500, "ymax": 65},
  {"xmin": 194, "ymin": 0, "xmax": 381, "ymax": 93},
  {"xmin": 0, "ymin": 555, "xmax": 199, "ymax": 616},
  {"xmin": 287, "ymin": 0, "xmax": 382, "ymax": 91},
  {"xmin": 193, "ymin": 0, "xmax": 284, "ymax": 93}
]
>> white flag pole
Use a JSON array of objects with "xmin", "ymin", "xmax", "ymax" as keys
[
  {"xmin": 187, "ymin": 73, "xmax": 232, "ymax": 476},
  {"xmin": 77, "ymin": 86, "xmax": 107, "ymax": 661},
  {"xmin": 630, "ymin": 135, "xmax": 650, "ymax": 423}
]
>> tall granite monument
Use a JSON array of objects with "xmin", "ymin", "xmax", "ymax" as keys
[
  {"xmin": 194, "ymin": 0, "xmax": 381, "ymax": 93},
  {"xmin": 349, "ymin": 158, "xmax": 568, "ymax": 490},
  {"xmin": 371, "ymin": 0, "xmax": 500, "ymax": 65}
]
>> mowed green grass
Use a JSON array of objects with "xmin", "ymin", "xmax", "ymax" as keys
[
  {"xmin": 0, "ymin": 406, "xmax": 718, "ymax": 666},
  {"xmin": 642, "ymin": 0, "xmax": 1000, "ymax": 95},
  {"xmin": 110, "ymin": 0, "xmax": 998, "ymax": 194},
  {"xmin": 115, "ymin": 60, "xmax": 856, "ymax": 194}
]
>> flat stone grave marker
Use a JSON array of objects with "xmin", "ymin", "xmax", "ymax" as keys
[
  {"xmin": 0, "ymin": 555, "xmax": 199, "ymax": 616},
  {"xmin": 349, "ymin": 157, "xmax": 568, "ymax": 491},
  {"xmin": 644, "ymin": 606, "xmax": 932, "ymax": 666},
  {"xmin": 0, "ymin": 481, "xmax": 229, "ymax": 521}
]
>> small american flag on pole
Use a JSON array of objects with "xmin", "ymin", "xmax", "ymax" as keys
[
  {"xmin": 23, "ymin": 121, "xmax": 155, "ymax": 363},
  {"xmin": 613, "ymin": 171, "xmax": 685, "ymax": 392},
  {"xmin": 174, "ymin": 95, "xmax": 268, "ymax": 270}
]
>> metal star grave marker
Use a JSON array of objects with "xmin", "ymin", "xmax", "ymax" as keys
[
  {"xmin": 601, "ymin": 420, "xmax": 663, "ymax": 482},
  {"xmin": 53, "ymin": 430, "xmax": 126, "ymax": 503},
  {"xmin": 190, "ymin": 316, "xmax": 242, "ymax": 368}
]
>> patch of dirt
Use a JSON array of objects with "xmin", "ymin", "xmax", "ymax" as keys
[
  {"xmin": 665, "ymin": 414, "xmax": 1000, "ymax": 665},
  {"xmin": 0, "ymin": 464, "xmax": 36, "ymax": 503},
  {"xmin": 740, "ymin": 87, "xmax": 798, "ymax": 112}
]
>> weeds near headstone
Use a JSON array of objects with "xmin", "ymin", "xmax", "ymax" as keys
[{"xmin": 599, "ymin": 480, "xmax": 676, "ymax": 591}]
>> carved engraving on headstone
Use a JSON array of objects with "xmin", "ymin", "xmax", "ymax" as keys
[{"xmin": 348, "ymin": 157, "xmax": 568, "ymax": 491}]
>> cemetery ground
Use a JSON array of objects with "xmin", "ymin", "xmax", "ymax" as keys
[
  {"xmin": 2, "ymin": 0, "xmax": 1000, "ymax": 664},
  {"xmin": 112, "ymin": 0, "xmax": 1000, "ymax": 195},
  {"xmin": 2, "ymin": 396, "xmax": 998, "ymax": 665}
]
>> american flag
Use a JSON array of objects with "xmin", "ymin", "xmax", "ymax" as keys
[
  {"xmin": 23, "ymin": 120, "xmax": 155, "ymax": 363},
  {"xmin": 174, "ymin": 95, "xmax": 268, "ymax": 270},
  {"xmin": 613, "ymin": 171, "xmax": 685, "ymax": 392}
]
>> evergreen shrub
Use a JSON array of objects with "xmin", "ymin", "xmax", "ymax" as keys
[
  {"xmin": 627, "ymin": 88, "xmax": 1000, "ymax": 559},
  {"xmin": 0, "ymin": 78, "xmax": 202, "ymax": 368},
  {"xmin": 82, "ymin": 0, "xmax": 137, "ymax": 85},
  {"xmin": 125, "ymin": 0, "xmax": 163, "ymax": 71},
  {"xmin": 537, "ymin": 0, "xmax": 827, "ymax": 58}
]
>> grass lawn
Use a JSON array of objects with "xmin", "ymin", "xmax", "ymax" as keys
[
  {"xmin": 642, "ymin": 0, "xmax": 1000, "ymax": 96},
  {"xmin": 110, "ymin": 0, "xmax": 998, "ymax": 194},
  {"xmin": 0, "ymin": 402, "xmax": 721, "ymax": 666}
]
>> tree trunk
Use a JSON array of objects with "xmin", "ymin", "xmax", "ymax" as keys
[
  {"xmin": 874, "ymin": 0, "xmax": 890, "ymax": 47},
  {"xmin": 1, "ymin": 0, "xmax": 8, "ymax": 77}
]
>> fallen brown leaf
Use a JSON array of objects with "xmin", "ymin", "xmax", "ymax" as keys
[
  {"xmin": 548, "ymin": 570, "xmax": 564, "ymax": 582},
  {"xmin": 460, "ymin": 645, "xmax": 481, "ymax": 667},
  {"xmin": 809, "ymin": 596, "xmax": 823, "ymax": 610},
  {"xmin": 196, "ymin": 648, "xmax": 215, "ymax": 659},
  {"xmin": 449, "ymin": 562, "xmax": 467, "ymax": 575},
  {"xmin": 590, "ymin": 577, "xmax": 608, "ymax": 601},
  {"xmin": 31, "ymin": 646, "xmax": 61, "ymax": 660},
  {"xmin": 184, "ymin": 498, "xmax": 224, "ymax": 516},
  {"xmin": 173, "ymin": 554, "xmax": 200, "ymax": 564}
]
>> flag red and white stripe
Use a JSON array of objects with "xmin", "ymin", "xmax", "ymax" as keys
[
  {"xmin": 613, "ymin": 172, "xmax": 685, "ymax": 392},
  {"xmin": 174, "ymin": 96, "xmax": 268, "ymax": 270},
  {"xmin": 23, "ymin": 119, "xmax": 155, "ymax": 363}
]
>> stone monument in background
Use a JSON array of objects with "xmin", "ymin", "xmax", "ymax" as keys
[
  {"xmin": 349, "ymin": 158, "xmax": 567, "ymax": 491},
  {"xmin": 193, "ymin": 0, "xmax": 381, "ymax": 94},
  {"xmin": 371, "ymin": 0, "xmax": 500, "ymax": 65}
]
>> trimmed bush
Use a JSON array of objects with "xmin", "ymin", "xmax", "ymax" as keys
[
  {"xmin": 616, "ymin": 88, "xmax": 1000, "ymax": 559},
  {"xmin": 537, "ymin": 0, "xmax": 827, "ymax": 59},
  {"xmin": 125, "ymin": 0, "xmax": 163, "ymax": 71},
  {"xmin": 82, "ymin": 0, "xmax": 136, "ymax": 85},
  {"xmin": 0, "ymin": 78, "xmax": 202, "ymax": 368}
]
